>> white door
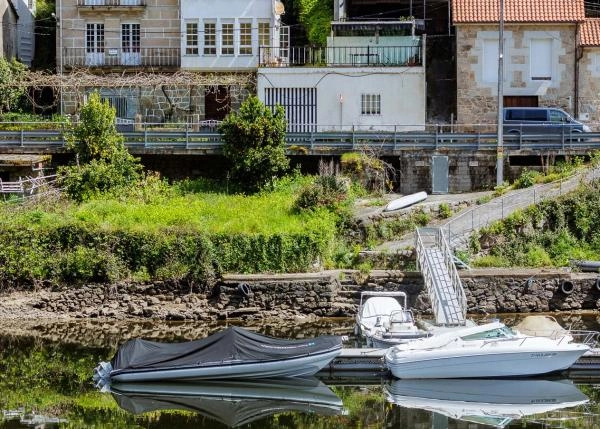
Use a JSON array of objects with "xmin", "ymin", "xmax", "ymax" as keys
[
  {"xmin": 121, "ymin": 24, "xmax": 141, "ymax": 66},
  {"xmin": 85, "ymin": 23, "xmax": 105, "ymax": 66}
]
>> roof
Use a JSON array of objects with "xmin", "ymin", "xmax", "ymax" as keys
[
  {"xmin": 452, "ymin": 0, "xmax": 585, "ymax": 24},
  {"xmin": 580, "ymin": 19, "xmax": 600, "ymax": 46}
]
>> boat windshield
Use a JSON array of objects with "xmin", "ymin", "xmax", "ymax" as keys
[{"xmin": 460, "ymin": 326, "xmax": 515, "ymax": 341}]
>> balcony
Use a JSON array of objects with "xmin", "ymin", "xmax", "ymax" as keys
[
  {"xmin": 258, "ymin": 45, "xmax": 422, "ymax": 68},
  {"xmin": 63, "ymin": 47, "xmax": 180, "ymax": 69},
  {"xmin": 77, "ymin": 0, "xmax": 145, "ymax": 9}
]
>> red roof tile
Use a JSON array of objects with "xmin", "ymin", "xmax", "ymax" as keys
[
  {"xmin": 453, "ymin": 0, "xmax": 585, "ymax": 24},
  {"xmin": 580, "ymin": 19, "xmax": 600, "ymax": 46}
]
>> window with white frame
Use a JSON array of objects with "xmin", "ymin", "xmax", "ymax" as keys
[
  {"xmin": 186, "ymin": 22, "xmax": 198, "ymax": 55},
  {"xmin": 482, "ymin": 38, "xmax": 498, "ymax": 83},
  {"xmin": 530, "ymin": 38, "xmax": 552, "ymax": 80},
  {"xmin": 240, "ymin": 21, "xmax": 252, "ymax": 55},
  {"xmin": 204, "ymin": 22, "xmax": 216, "ymax": 55},
  {"xmin": 361, "ymin": 94, "xmax": 381, "ymax": 115},
  {"xmin": 221, "ymin": 22, "xmax": 234, "ymax": 55},
  {"xmin": 259, "ymin": 21, "xmax": 270, "ymax": 46}
]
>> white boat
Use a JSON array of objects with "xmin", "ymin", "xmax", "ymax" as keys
[
  {"xmin": 110, "ymin": 377, "xmax": 344, "ymax": 427},
  {"xmin": 355, "ymin": 291, "xmax": 429, "ymax": 348},
  {"xmin": 94, "ymin": 326, "xmax": 343, "ymax": 383},
  {"xmin": 384, "ymin": 321, "xmax": 591, "ymax": 379},
  {"xmin": 386, "ymin": 378, "xmax": 588, "ymax": 428}
]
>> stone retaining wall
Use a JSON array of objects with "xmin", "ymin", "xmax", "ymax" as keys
[{"xmin": 29, "ymin": 269, "xmax": 600, "ymax": 321}]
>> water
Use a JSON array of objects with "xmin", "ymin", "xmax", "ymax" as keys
[{"xmin": 0, "ymin": 314, "xmax": 599, "ymax": 428}]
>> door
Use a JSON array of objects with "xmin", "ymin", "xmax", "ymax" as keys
[
  {"xmin": 121, "ymin": 24, "xmax": 141, "ymax": 66},
  {"xmin": 504, "ymin": 96, "xmax": 538, "ymax": 107},
  {"xmin": 432, "ymin": 155, "xmax": 449, "ymax": 194},
  {"xmin": 204, "ymin": 86, "xmax": 230, "ymax": 121},
  {"xmin": 85, "ymin": 23, "xmax": 105, "ymax": 66}
]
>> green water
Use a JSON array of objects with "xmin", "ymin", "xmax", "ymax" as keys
[{"xmin": 0, "ymin": 315, "xmax": 599, "ymax": 428}]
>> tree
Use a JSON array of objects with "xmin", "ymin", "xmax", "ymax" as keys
[
  {"xmin": 299, "ymin": 0, "xmax": 334, "ymax": 46},
  {"xmin": 219, "ymin": 96, "xmax": 289, "ymax": 193},
  {"xmin": 0, "ymin": 58, "xmax": 27, "ymax": 113},
  {"xmin": 58, "ymin": 91, "xmax": 142, "ymax": 201}
]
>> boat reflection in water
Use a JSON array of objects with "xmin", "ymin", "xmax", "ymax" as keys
[
  {"xmin": 109, "ymin": 377, "xmax": 344, "ymax": 427},
  {"xmin": 385, "ymin": 378, "xmax": 589, "ymax": 428}
]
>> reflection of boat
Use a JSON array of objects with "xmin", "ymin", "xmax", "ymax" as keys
[
  {"xmin": 384, "ymin": 322, "xmax": 590, "ymax": 379},
  {"xmin": 110, "ymin": 377, "xmax": 344, "ymax": 427},
  {"xmin": 385, "ymin": 378, "xmax": 589, "ymax": 428},
  {"xmin": 355, "ymin": 291, "xmax": 429, "ymax": 348},
  {"xmin": 94, "ymin": 326, "xmax": 342, "ymax": 383}
]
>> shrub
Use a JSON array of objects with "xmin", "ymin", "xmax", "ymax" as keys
[
  {"xmin": 524, "ymin": 246, "xmax": 552, "ymax": 267},
  {"xmin": 0, "ymin": 58, "xmax": 27, "ymax": 113},
  {"xmin": 472, "ymin": 255, "xmax": 511, "ymax": 268},
  {"xmin": 514, "ymin": 169, "xmax": 541, "ymax": 189},
  {"xmin": 294, "ymin": 175, "xmax": 349, "ymax": 212},
  {"xmin": 299, "ymin": 0, "xmax": 334, "ymax": 46},
  {"xmin": 340, "ymin": 152, "xmax": 386, "ymax": 193},
  {"xmin": 438, "ymin": 203, "xmax": 452, "ymax": 219}
]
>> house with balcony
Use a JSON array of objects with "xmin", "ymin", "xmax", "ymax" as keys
[
  {"xmin": 179, "ymin": 0, "xmax": 285, "ymax": 121},
  {"xmin": 257, "ymin": 19, "xmax": 426, "ymax": 132},
  {"xmin": 57, "ymin": 0, "xmax": 180, "ymax": 118}
]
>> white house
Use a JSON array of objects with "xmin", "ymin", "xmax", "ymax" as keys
[{"xmin": 257, "ymin": 21, "xmax": 426, "ymax": 132}]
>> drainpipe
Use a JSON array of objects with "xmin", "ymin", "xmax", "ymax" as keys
[{"xmin": 574, "ymin": 23, "xmax": 583, "ymax": 118}]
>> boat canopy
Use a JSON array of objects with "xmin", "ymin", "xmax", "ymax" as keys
[{"xmin": 111, "ymin": 327, "xmax": 342, "ymax": 373}]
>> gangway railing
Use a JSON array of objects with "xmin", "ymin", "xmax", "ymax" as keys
[{"xmin": 415, "ymin": 227, "xmax": 467, "ymax": 326}]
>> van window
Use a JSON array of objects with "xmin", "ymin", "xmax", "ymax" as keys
[
  {"xmin": 549, "ymin": 110, "xmax": 568, "ymax": 123},
  {"xmin": 505, "ymin": 109, "xmax": 547, "ymax": 121}
]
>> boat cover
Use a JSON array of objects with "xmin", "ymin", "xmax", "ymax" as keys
[{"xmin": 111, "ymin": 327, "xmax": 342, "ymax": 373}]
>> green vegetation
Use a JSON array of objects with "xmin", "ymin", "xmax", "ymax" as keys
[
  {"xmin": 298, "ymin": 0, "xmax": 334, "ymax": 46},
  {"xmin": 220, "ymin": 96, "xmax": 289, "ymax": 193},
  {"xmin": 0, "ymin": 58, "xmax": 27, "ymax": 112},
  {"xmin": 0, "ymin": 112, "xmax": 69, "ymax": 129},
  {"xmin": 438, "ymin": 202, "xmax": 452, "ymax": 219}
]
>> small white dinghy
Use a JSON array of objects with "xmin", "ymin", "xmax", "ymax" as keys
[{"xmin": 384, "ymin": 321, "xmax": 592, "ymax": 379}]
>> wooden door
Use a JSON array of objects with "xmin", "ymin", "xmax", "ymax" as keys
[{"xmin": 504, "ymin": 96, "xmax": 538, "ymax": 107}]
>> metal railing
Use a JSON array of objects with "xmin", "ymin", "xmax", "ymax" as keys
[
  {"xmin": 415, "ymin": 227, "xmax": 467, "ymax": 326},
  {"xmin": 444, "ymin": 166, "xmax": 600, "ymax": 250},
  {"xmin": 77, "ymin": 0, "xmax": 145, "ymax": 6},
  {"xmin": 63, "ymin": 47, "xmax": 180, "ymax": 68},
  {"xmin": 258, "ymin": 45, "xmax": 422, "ymax": 67}
]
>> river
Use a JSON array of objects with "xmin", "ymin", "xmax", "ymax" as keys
[{"xmin": 0, "ymin": 314, "xmax": 599, "ymax": 428}]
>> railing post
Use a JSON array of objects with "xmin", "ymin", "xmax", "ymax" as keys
[
  {"xmin": 20, "ymin": 128, "xmax": 24, "ymax": 147},
  {"xmin": 394, "ymin": 125, "xmax": 397, "ymax": 149},
  {"xmin": 185, "ymin": 122, "xmax": 189, "ymax": 149},
  {"xmin": 352, "ymin": 125, "xmax": 355, "ymax": 149},
  {"xmin": 435, "ymin": 124, "xmax": 439, "ymax": 150},
  {"xmin": 144, "ymin": 123, "xmax": 148, "ymax": 147}
]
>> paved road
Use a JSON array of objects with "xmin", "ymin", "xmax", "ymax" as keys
[{"xmin": 374, "ymin": 166, "xmax": 600, "ymax": 253}]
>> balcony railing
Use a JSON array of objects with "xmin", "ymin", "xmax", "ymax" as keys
[
  {"xmin": 258, "ymin": 45, "xmax": 422, "ymax": 68},
  {"xmin": 77, "ymin": 0, "xmax": 145, "ymax": 6},
  {"xmin": 63, "ymin": 47, "xmax": 180, "ymax": 68}
]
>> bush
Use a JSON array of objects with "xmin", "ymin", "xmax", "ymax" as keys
[
  {"xmin": 340, "ymin": 152, "xmax": 386, "ymax": 193},
  {"xmin": 438, "ymin": 203, "xmax": 452, "ymax": 219},
  {"xmin": 299, "ymin": 0, "xmax": 334, "ymax": 46},
  {"xmin": 472, "ymin": 255, "xmax": 511, "ymax": 268},
  {"xmin": 514, "ymin": 169, "xmax": 541, "ymax": 189},
  {"xmin": 294, "ymin": 175, "xmax": 349, "ymax": 212}
]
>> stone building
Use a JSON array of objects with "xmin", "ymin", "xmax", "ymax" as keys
[
  {"xmin": 578, "ymin": 18, "xmax": 600, "ymax": 123},
  {"xmin": 453, "ymin": 0, "xmax": 585, "ymax": 126}
]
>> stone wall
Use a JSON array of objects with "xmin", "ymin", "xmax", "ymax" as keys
[
  {"xmin": 30, "ymin": 269, "xmax": 600, "ymax": 321},
  {"xmin": 578, "ymin": 47, "xmax": 600, "ymax": 125},
  {"xmin": 456, "ymin": 24, "xmax": 577, "ymax": 125}
]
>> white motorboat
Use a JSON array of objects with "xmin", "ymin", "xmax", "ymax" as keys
[
  {"xmin": 355, "ymin": 291, "xmax": 429, "ymax": 348},
  {"xmin": 386, "ymin": 378, "xmax": 588, "ymax": 428},
  {"xmin": 94, "ymin": 326, "xmax": 343, "ymax": 383},
  {"xmin": 384, "ymin": 321, "xmax": 591, "ymax": 379}
]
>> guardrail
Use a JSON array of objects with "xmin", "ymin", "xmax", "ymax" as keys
[{"xmin": 3, "ymin": 125, "xmax": 600, "ymax": 152}]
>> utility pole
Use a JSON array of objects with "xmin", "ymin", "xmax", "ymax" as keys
[{"xmin": 496, "ymin": 0, "xmax": 504, "ymax": 186}]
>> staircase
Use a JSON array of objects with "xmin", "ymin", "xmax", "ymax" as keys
[{"xmin": 415, "ymin": 227, "xmax": 467, "ymax": 326}]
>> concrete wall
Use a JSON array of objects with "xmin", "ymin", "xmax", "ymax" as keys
[
  {"xmin": 456, "ymin": 24, "xmax": 577, "ymax": 125},
  {"xmin": 578, "ymin": 47, "xmax": 600, "ymax": 126},
  {"xmin": 257, "ymin": 67, "xmax": 426, "ymax": 131},
  {"xmin": 181, "ymin": 0, "xmax": 278, "ymax": 71}
]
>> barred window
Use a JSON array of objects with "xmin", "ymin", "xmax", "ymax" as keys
[
  {"xmin": 186, "ymin": 22, "xmax": 198, "ymax": 55},
  {"xmin": 258, "ymin": 21, "xmax": 270, "ymax": 46},
  {"xmin": 361, "ymin": 94, "xmax": 381, "ymax": 115},
  {"xmin": 204, "ymin": 22, "xmax": 216, "ymax": 55},
  {"xmin": 221, "ymin": 23, "xmax": 234, "ymax": 55},
  {"xmin": 240, "ymin": 22, "xmax": 252, "ymax": 55}
]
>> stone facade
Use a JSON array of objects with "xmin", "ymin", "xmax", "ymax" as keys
[
  {"xmin": 456, "ymin": 24, "xmax": 578, "ymax": 126},
  {"xmin": 578, "ymin": 47, "xmax": 600, "ymax": 124}
]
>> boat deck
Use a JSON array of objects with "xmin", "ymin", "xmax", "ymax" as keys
[{"xmin": 318, "ymin": 348, "xmax": 600, "ymax": 379}]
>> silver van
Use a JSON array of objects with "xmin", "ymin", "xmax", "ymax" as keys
[{"xmin": 503, "ymin": 107, "xmax": 591, "ymax": 135}]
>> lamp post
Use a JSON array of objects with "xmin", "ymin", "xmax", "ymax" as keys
[{"xmin": 496, "ymin": 0, "xmax": 504, "ymax": 186}]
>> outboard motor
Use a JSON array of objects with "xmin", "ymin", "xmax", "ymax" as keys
[{"xmin": 93, "ymin": 361, "xmax": 113, "ymax": 391}]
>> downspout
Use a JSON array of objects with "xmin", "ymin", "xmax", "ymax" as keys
[{"xmin": 575, "ymin": 22, "xmax": 583, "ymax": 118}]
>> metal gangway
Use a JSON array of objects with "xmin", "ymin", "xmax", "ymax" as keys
[{"xmin": 415, "ymin": 227, "xmax": 467, "ymax": 326}]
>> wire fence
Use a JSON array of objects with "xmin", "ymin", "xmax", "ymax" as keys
[{"xmin": 443, "ymin": 166, "xmax": 600, "ymax": 250}]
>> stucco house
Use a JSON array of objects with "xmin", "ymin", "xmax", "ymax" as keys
[{"xmin": 453, "ymin": 0, "xmax": 585, "ymax": 126}]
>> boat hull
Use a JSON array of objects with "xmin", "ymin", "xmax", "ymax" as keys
[
  {"xmin": 110, "ymin": 348, "xmax": 342, "ymax": 382},
  {"xmin": 385, "ymin": 347, "xmax": 588, "ymax": 379}
]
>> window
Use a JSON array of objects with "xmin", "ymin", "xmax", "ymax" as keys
[
  {"xmin": 239, "ymin": 22, "xmax": 252, "ymax": 55},
  {"xmin": 361, "ymin": 94, "xmax": 381, "ymax": 115},
  {"xmin": 122, "ymin": 23, "xmax": 140, "ymax": 53},
  {"xmin": 259, "ymin": 21, "xmax": 270, "ymax": 46},
  {"xmin": 530, "ymin": 38, "xmax": 552, "ymax": 80},
  {"xmin": 482, "ymin": 39, "xmax": 498, "ymax": 83},
  {"xmin": 186, "ymin": 22, "xmax": 198, "ymax": 55},
  {"xmin": 86, "ymin": 23, "xmax": 104, "ymax": 53},
  {"xmin": 549, "ymin": 109, "xmax": 568, "ymax": 123},
  {"xmin": 221, "ymin": 23, "xmax": 234, "ymax": 55},
  {"xmin": 204, "ymin": 22, "xmax": 216, "ymax": 55}
]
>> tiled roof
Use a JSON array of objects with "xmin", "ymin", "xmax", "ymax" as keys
[
  {"xmin": 453, "ymin": 0, "xmax": 585, "ymax": 24},
  {"xmin": 580, "ymin": 19, "xmax": 600, "ymax": 46}
]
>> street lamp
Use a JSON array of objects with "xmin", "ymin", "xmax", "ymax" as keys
[{"xmin": 496, "ymin": 0, "xmax": 504, "ymax": 186}]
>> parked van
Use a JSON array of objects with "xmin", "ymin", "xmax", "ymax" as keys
[{"xmin": 503, "ymin": 107, "xmax": 591, "ymax": 135}]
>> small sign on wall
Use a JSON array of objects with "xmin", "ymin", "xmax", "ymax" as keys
[{"xmin": 108, "ymin": 49, "xmax": 118, "ymax": 56}]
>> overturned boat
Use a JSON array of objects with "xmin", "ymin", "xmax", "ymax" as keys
[{"xmin": 94, "ymin": 326, "xmax": 343, "ymax": 383}]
